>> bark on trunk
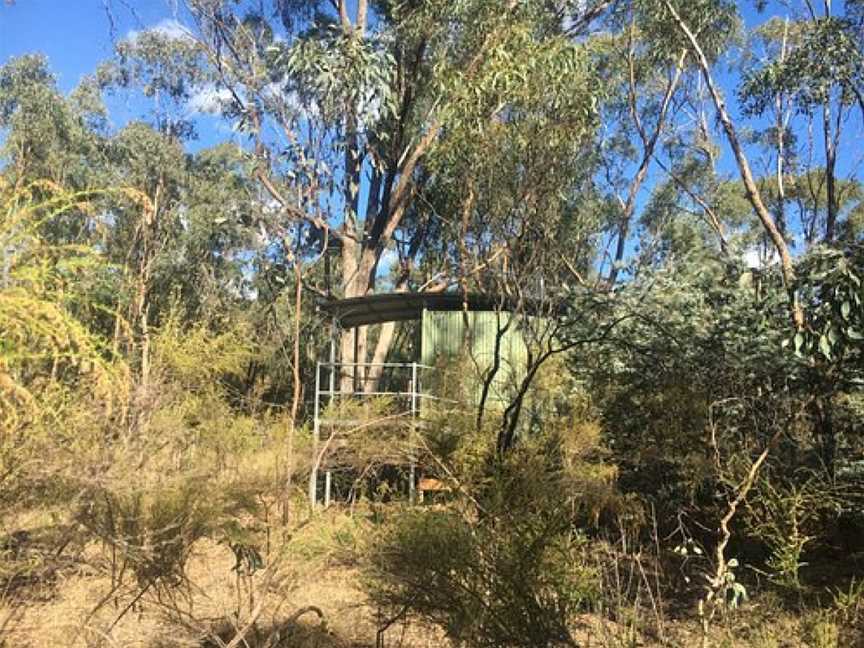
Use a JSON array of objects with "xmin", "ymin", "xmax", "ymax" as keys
[
  {"xmin": 775, "ymin": 19, "xmax": 789, "ymax": 238},
  {"xmin": 665, "ymin": 1, "xmax": 804, "ymax": 329},
  {"xmin": 339, "ymin": 236, "xmax": 360, "ymax": 393},
  {"xmin": 823, "ymin": 101, "xmax": 839, "ymax": 243}
]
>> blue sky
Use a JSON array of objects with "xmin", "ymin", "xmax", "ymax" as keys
[
  {"xmin": 0, "ymin": 0, "xmax": 793, "ymax": 164},
  {"xmin": 1, "ymin": 0, "xmax": 856, "ymax": 167},
  {"xmin": 0, "ymin": 1, "xmax": 170, "ymax": 92},
  {"xmin": 1, "ymin": 0, "xmax": 861, "ymax": 265},
  {"xmin": 0, "ymin": 1, "xmax": 243, "ymax": 149},
  {"xmin": 1, "ymin": 0, "xmax": 781, "ymax": 96},
  {"xmin": 0, "ymin": 1, "xmax": 811, "ymax": 142}
]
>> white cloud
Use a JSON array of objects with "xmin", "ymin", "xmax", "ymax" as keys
[
  {"xmin": 743, "ymin": 247, "xmax": 779, "ymax": 269},
  {"xmin": 188, "ymin": 84, "xmax": 234, "ymax": 115},
  {"xmin": 126, "ymin": 18, "xmax": 193, "ymax": 44}
]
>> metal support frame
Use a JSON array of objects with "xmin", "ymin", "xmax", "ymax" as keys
[
  {"xmin": 353, "ymin": 327, "xmax": 359, "ymax": 392},
  {"xmin": 325, "ymin": 327, "xmax": 336, "ymax": 507},
  {"xmin": 310, "ymin": 361, "xmax": 436, "ymax": 508},
  {"xmin": 309, "ymin": 361, "xmax": 321, "ymax": 507},
  {"xmin": 409, "ymin": 362, "xmax": 418, "ymax": 503}
]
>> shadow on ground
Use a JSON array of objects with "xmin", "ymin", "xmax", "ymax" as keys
[{"xmin": 147, "ymin": 612, "xmax": 371, "ymax": 648}]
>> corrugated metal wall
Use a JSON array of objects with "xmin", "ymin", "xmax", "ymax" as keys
[{"xmin": 421, "ymin": 309, "xmax": 529, "ymax": 405}]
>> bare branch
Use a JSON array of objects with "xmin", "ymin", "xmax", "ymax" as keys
[{"xmin": 663, "ymin": 0, "xmax": 803, "ymax": 328}]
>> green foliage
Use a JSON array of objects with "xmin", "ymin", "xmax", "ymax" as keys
[
  {"xmin": 3, "ymin": 3, "xmax": 864, "ymax": 644},
  {"xmin": 97, "ymin": 22, "xmax": 207, "ymax": 138},
  {"xmin": 790, "ymin": 245, "xmax": 864, "ymax": 365},
  {"xmin": 284, "ymin": 23, "xmax": 397, "ymax": 125},
  {"xmin": 0, "ymin": 182, "xmax": 111, "ymax": 370},
  {"xmin": 153, "ymin": 311, "xmax": 256, "ymax": 387},
  {"xmin": 431, "ymin": 5, "xmax": 599, "ymax": 148},
  {"xmin": 0, "ymin": 182, "xmax": 124, "ymax": 500},
  {"xmin": 0, "ymin": 178, "xmax": 289, "ymax": 608},
  {"xmin": 421, "ymin": 2, "xmax": 602, "ymax": 283},
  {"xmin": 581, "ymin": 257, "xmax": 790, "ymax": 497},
  {"xmin": 746, "ymin": 474, "xmax": 835, "ymax": 589},
  {"xmin": 740, "ymin": 16, "xmax": 864, "ymax": 117},
  {"xmin": 633, "ymin": 0, "xmax": 741, "ymax": 64},
  {"xmin": 367, "ymin": 472, "xmax": 599, "ymax": 648},
  {"xmin": 0, "ymin": 55, "xmax": 105, "ymax": 187},
  {"xmin": 366, "ymin": 383, "xmax": 618, "ymax": 648}
]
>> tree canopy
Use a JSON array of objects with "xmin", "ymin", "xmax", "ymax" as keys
[{"xmin": 2, "ymin": 1, "xmax": 864, "ymax": 646}]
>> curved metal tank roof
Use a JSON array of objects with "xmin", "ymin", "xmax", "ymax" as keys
[{"xmin": 317, "ymin": 292, "xmax": 560, "ymax": 329}]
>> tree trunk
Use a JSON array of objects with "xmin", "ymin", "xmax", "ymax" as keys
[
  {"xmin": 364, "ymin": 277, "xmax": 410, "ymax": 393},
  {"xmin": 774, "ymin": 18, "xmax": 790, "ymax": 239},
  {"xmin": 664, "ymin": 1, "xmax": 804, "ymax": 329},
  {"xmin": 823, "ymin": 101, "xmax": 838, "ymax": 243},
  {"xmin": 340, "ymin": 236, "xmax": 360, "ymax": 393}
]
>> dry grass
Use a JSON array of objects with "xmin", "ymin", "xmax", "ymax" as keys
[
  {"xmin": 0, "ymin": 510, "xmax": 443, "ymax": 648},
  {"xmin": 3, "ymin": 509, "xmax": 864, "ymax": 648}
]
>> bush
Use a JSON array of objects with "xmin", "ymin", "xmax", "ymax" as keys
[
  {"xmin": 75, "ymin": 473, "xmax": 262, "ymax": 591},
  {"xmin": 368, "ymin": 508, "xmax": 597, "ymax": 647},
  {"xmin": 365, "ymin": 426, "xmax": 612, "ymax": 648},
  {"xmin": 745, "ymin": 473, "xmax": 835, "ymax": 589}
]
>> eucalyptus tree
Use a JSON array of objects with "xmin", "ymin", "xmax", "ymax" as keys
[
  {"xmin": 739, "ymin": 0, "xmax": 864, "ymax": 246},
  {"xmin": 103, "ymin": 0, "xmax": 612, "ymax": 393},
  {"xmin": 98, "ymin": 21, "xmax": 210, "ymax": 140},
  {"xmin": 0, "ymin": 55, "xmax": 107, "ymax": 197},
  {"xmin": 0, "ymin": 55, "xmax": 181, "ymax": 386},
  {"xmin": 97, "ymin": 124, "xmax": 260, "ymax": 390},
  {"xmin": 620, "ymin": 0, "xmax": 864, "ymax": 267},
  {"xmin": 407, "ymin": 2, "xmax": 606, "ymax": 290},
  {"xmin": 0, "ymin": 56, "xmax": 128, "ymax": 352},
  {"xmin": 407, "ymin": 5, "xmax": 608, "ymax": 442},
  {"xmin": 87, "ymin": 27, "xmax": 263, "ymax": 393},
  {"xmin": 168, "ymin": 0, "xmax": 439, "ymax": 391},
  {"xmin": 596, "ymin": 0, "xmax": 723, "ymax": 284},
  {"xmin": 632, "ymin": 0, "xmax": 864, "ymax": 267},
  {"xmin": 649, "ymin": 0, "xmax": 863, "ymax": 329}
]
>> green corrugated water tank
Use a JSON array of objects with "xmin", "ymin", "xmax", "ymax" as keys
[{"xmin": 420, "ymin": 309, "xmax": 529, "ymax": 405}]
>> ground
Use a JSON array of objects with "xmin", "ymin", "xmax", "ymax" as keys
[{"xmin": 2, "ymin": 508, "xmax": 863, "ymax": 647}]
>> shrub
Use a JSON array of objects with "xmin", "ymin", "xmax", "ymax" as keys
[
  {"xmin": 365, "ymin": 426, "xmax": 613, "ymax": 648},
  {"xmin": 75, "ymin": 473, "xmax": 262, "ymax": 591},
  {"xmin": 367, "ymin": 506, "xmax": 597, "ymax": 648},
  {"xmin": 745, "ymin": 473, "xmax": 835, "ymax": 589}
]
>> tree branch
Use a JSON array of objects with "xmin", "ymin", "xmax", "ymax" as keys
[{"xmin": 663, "ymin": 0, "xmax": 803, "ymax": 329}]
